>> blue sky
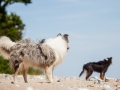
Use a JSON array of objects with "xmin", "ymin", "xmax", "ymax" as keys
[{"xmin": 7, "ymin": 0, "xmax": 120, "ymax": 78}]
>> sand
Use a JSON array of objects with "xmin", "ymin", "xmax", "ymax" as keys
[{"xmin": 0, "ymin": 74, "xmax": 120, "ymax": 90}]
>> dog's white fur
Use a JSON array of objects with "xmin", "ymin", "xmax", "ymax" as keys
[
  {"xmin": 0, "ymin": 36, "xmax": 16, "ymax": 59},
  {"xmin": 45, "ymin": 36, "xmax": 67, "ymax": 66},
  {"xmin": 0, "ymin": 34, "xmax": 69, "ymax": 83}
]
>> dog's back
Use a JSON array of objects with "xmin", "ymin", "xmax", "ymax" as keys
[{"xmin": 10, "ymin": 39, "xmax": 56, "ymax": 68}]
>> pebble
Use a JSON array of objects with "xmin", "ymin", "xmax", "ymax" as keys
[
  {"xmin": 116, "ymin": 86, "xmax": 120, "ymax": 90},
  {"xmin": 89, "ymin": 76, "xmax": 102, "ymax": 84},
  {"xmin": 57, "ymin": 80, "xmax": 60, "ymax": 82},
  {"xmin": 81, "ymin": 84, "xmax": 87, "ymax": 88},
  {"xmin": 26, "ymin": 87, "xmax": 34, "ymax": 90},
  {"xmin": 103, "ymin": 84, "xmax": 113, "ymax": 90},
  {"xmin": 78, "ymin": 88, "xmax": 90, "ymax": 90},
  {"xmin": 105, "ymin": 77, "xmax": 117, "ymax": 82},
  {"xmin": 68, "ymin": 87, "xmax": 73, "ymax": 90},
  {"xmin": 11, "ymin": 82, "xmax": 14, "ymax": 84},
  {"xmin": 116, "ymin": 79, "xmax": 120, "ymax": 83},
  {"xmin": 16, "ymin": 84, "xmax": 20, "ymax": 87}
]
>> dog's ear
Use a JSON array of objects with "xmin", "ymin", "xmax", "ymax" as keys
[
  {"xmin": 40, "ymin": 39, "xmax": 45, "ymax": 43},
  {"xmin": 57, "ymin": 33, "xmax": 62, "ymax": 37},
  {"xmin": 63, "ymin": 34, "xmax": 69, "ymax": 43}
]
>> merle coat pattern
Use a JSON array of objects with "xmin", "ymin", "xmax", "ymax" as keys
[{"xmin": 0, "ymin": 33, "xmax": 70, "ymax": 83}]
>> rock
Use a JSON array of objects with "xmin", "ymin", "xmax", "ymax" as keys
[
  {"xmin": 116, "ymin": 86, "xmax": 120, "ymax": 90},
  {"xmin": 11, "ymin": 82, "xmax": 14, "ymax": 84},
  {"xmin": 94, "ymin": 79, "xmax": 102, "ymax": 84},
  {"xmin": 29, "ymin": 75, "xmax": 45, "ymax": 80},
  {"xmin": 87, "ymin": 85, "xmax": 94, "ymax": 87},
  {"xmin": 26, "ymin": 87, "xmax": 34, "ymax": 90},
  {"xmin": 68, "ymin": 87, "xmax": 73, "ymax": 90},
  {"xmin": 105, "ymin": 77, "xmax": 117, "ymax": 82},
  {"xmin": 57, "ymin": 80, "xmax": 60, "ymax": 82},
  {"xmin": 89, "ymin": 77, "xmax": 96, "ymax": 81},
  {"xmin": 89, "ymin": 76, "xmax": 102, "ymax": 84},
  {"xmin": 103, "ymin": 84, "xmax": 113, "ymax": 90},
  {"xmin": 81, "ymin": 84, "xmax": 87, "ymax": 88},
  {"xmin": 116, "ymin": 79, "xmax": 120, "ymax": 83},
  {"xmin": 37, "ymin": 76, "xmax": 44, "ymax": 80},
  {"xmin": 78, "ymin": 88, "xmax": 90, "ymax": 90},
  {"xmin": 15, "ymin": 84, "xmax": 20, "ymax": 87}
]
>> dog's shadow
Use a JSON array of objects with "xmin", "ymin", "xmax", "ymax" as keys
[
  {"xmin": 37, "ymin": 82, "xmax": 51, "ymax": 83},
  {"xmin": 37, "ymin": 80, "xmax": 61, "ymax": 83}
]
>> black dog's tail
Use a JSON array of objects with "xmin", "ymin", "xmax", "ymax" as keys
[
  {"xmin": 79, "ymin": 65, "xmax": 86, "ymax": 77},
  {"xmin": 79, "ymin": 70, "xmax": 84, "ymax": 77}
]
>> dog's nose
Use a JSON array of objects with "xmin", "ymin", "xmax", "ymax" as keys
[{"xmin": 67, "ymin": 46, "xmax": 70, "ymax": 50}]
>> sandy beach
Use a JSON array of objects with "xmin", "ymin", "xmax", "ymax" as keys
[{"xmin": 0, "ymin": 74, "xmax": 120, "ymax": 90}]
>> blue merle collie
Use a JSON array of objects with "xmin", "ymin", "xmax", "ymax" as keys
[
  {"xmin": 0, "ymin": 33, "xmax": 70, "ymax": 83},
  {"xmin": 79, "ymin": 57, "xmax": 112, "ymax": 80}
]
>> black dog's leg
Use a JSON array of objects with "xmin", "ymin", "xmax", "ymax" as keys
[
  {"xmin": 86, "ymin": 70, "xmax": 93, "ymax": 80},
  {"xmin": 100, "ymin": 69, "xmax": 107, "ymax": 80},
  {"xmin": 100, "ymin": 72, "xmax": 105, "ymax": 80}
]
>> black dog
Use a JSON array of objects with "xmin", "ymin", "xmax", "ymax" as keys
[{"xmin": 79, "ymin": 57, "xmax": 112, "ymax": 80}]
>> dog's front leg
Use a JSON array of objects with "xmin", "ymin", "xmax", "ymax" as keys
[
  {"xmin": 12, "ymin": 68, "xmax": 19, "ymax": 84},
  {"xmin": 100, "ymin": 72, "xmax": 104, "ymax": 80},
  {"xmin": 22, "ymin": 66, "xmax": 28, "ymax": 83},
  {"xmin": 45, "ymin": 66, "xmax": 53, "ymax": 83}
]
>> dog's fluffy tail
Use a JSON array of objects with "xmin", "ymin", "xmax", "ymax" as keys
[{"xmin": 0, "ymin": 36, "xmax": 16, "ymax": 59}]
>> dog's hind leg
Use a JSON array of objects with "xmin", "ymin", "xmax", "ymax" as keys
[
  {"xmin": 45, "ymin": 66, "xmax": 53, "ymax": 83},
  {"xmin": 22, "ymin": 65, "xmax": 29, "ymax": 83},
  {"xmin": 86, "ymin": 71, "xmax": 93, "ymax": 80}
]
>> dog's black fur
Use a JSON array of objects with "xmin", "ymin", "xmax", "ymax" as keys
[{"xmin": 79, "ymin": 57, "xmax": 112, "ymax": 80}]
